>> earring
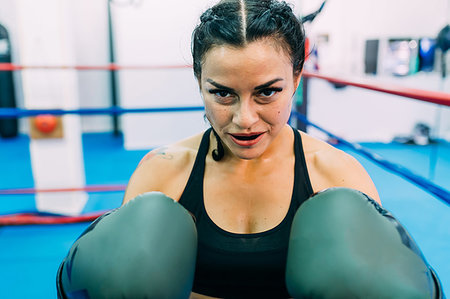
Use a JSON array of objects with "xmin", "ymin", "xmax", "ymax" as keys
[{"xmin": 211, "ymin": 128, "xmax": 224, "ymax": 161}]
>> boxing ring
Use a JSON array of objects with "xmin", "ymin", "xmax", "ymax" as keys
[{"xmin": 0, "ymin": 63, "xmax": 449, "ymax": 298}]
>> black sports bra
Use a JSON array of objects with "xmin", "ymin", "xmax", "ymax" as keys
[{"xmin": 178, "ymin": 127, "xmax": 314, "ymax": 298}]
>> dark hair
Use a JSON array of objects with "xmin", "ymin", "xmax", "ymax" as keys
[{"xmin": 192, "ymin": 0, "xmax": 306, "ymax": 80}]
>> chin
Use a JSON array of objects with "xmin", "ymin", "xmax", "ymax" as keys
[
  {"xmin": 236, "ymin": 154, "xmax": 257, "ymax": 160},
  {"xmin": 232, "ymin": 148, "xmax": 265, "ymax": 160},
  {"xmin": 223, "ymin": 134, "xmax": 271, "ymax": 160}
]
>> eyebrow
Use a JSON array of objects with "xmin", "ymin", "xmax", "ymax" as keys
[
  {"xmin": 206, "ymin": 78, "xmax": 284, "ymax": 91},
  {"xmin": 254, "ymin": 78, "xmax": 284, "ymax": 90},
  {"xmin": 206, "ymin": 79, "xmax": 234, "ymax": 91}
]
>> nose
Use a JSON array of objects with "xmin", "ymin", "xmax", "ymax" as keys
[{"xmin": 232, "ymin": 98, "xmax": 259, "ymax": 129}]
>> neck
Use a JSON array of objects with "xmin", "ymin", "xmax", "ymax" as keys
[{"xmin": 210, "ymin": 125, "xmax": 293, "ymax": 170}]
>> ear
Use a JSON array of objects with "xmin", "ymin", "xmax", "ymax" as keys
[
  {"xmin": 197, "ymin": 79, "xmax": 205, "ymax": 101},
  {"xmin": 293, "ymin": 70, "xmax": 303, "ymax": 90},
  {"xmin": 292, "ymin": 70, "xmax": 303, "ymax": 96},
  {"xmin": 196, "ymin": 76, "xmax": 204, "ymax": 98},
  {"xmin": 195, "ymin": 71, "xmax": 205, "ymax": 88}
]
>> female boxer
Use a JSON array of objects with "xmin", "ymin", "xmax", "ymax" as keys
[{"xmin": 57, "ymin": 1, "xmax": 443, "ymax": 298}]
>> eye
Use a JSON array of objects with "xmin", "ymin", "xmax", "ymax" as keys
[
  {"xmin": 258, "ymin": 87, "xmax": 282, "ymax": 98},
  {"xmin": 207, "ymin": 89, "xmax": 236, "ymax": 104},
  {"xmin": 215, "ymin": 90, "xmax": 232, "ymax": 98},
  {"xmin": 208, "ymin": 89, "xmax": 232, "ymax": 98},
  {"xmin": 260, "ymin": 89, "xmax": 276, "ymax": 97}
]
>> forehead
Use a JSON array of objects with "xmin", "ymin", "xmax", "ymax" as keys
[{"xmin": 201, "ymin": 39, "xmax": 293, "ymax": 80}]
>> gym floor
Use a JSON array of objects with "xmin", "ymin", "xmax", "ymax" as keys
[{"xmin": 1, "ymin": 132, "xmax": 449, "ymax": 298}]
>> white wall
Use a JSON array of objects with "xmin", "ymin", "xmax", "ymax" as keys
[
  {"xmin": 298, "ymin": 0, "xmax": 450, "ymax": 142},
  {"xmin": 1, "ymin": 0, "xmax": 88, "ymax": 214},
  {"xmin": 0, "ymin": 0, "xmax": 113, "ymax": 133},
  {"xmin": 110, "ymin": 0, "xmax": 214, "ymax": 149},
  {"xmin": 1, "ymin": 0, "xmax": 449, "ymax": 145},
  {"xmin": 306, "ymin": 74, "xmax": 450, "ymax": 142},
  {"xmin": 71, "ymin": 0, "xmax": 113, "ymax": 133},
  {"xmin": 300, "ymin": 0, "xmax": 449, "ymax": 74}
]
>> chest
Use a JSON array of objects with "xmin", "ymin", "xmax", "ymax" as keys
[
  {"xmin": 193, "ymin": 226, "xmax": 291, "ymax": 297},
  {"xmin": 203, "ymin": 159, "xmax": 295, "ymax": 234}
]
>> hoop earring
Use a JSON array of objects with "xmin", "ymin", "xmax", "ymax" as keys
[{"xmin": 211, "ymin": 128, "xmax": 224, "ymax": 161}]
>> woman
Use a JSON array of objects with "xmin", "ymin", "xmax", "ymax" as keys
[
  {"xmin": 124, "ymin": 1, "xmax": 379, "ymax": 297},
  {"xmin": 58, "ymin": 1, "xmax": 442, "ymax": 298}
]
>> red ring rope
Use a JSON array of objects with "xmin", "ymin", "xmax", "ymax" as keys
[
  {"xmin": 0, "ymin": 212, "xmax": 105, "ymax": 226},
  {"xmin": 0, "ymin": 63, "xmax": 447, "ymax": 106},
  {"xmin": 0, "ymin": 185, "xmax": 126, "ymax": 226},
  {"xmin": 0, "ymin": 184, "xmax": 123, "ymax": 225},
  {"xmin": 0, "ymin": 63, "xmax": 191, "ymax": 71},
  {"xmin": 303, "ymin": 71, "xmax": 450, "ymax": 107}
]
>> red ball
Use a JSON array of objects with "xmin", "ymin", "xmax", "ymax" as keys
[{"xmin": 34, "ymin": 114, "xmax": 57, "ymax": 133}]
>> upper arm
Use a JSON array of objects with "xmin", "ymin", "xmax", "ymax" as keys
[
  {"xmin": 122, "ymin": 146, "xmax": 191, "ymax": 205},
  {"xmin": 329, "ymin": 152, "xmax": 380, "ymax": 203}
]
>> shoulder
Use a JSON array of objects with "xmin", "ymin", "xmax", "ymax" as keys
[
  {"xmin": 300, "ymin": 131, "xmax": 359, "ymax": 172},
  {"xmin": 299, "ymin": 130, "xmax": 381, "ymax": 203},
  {"xmin": 122, "ymin": 132, "xmax": 206, "ymax": 204}
]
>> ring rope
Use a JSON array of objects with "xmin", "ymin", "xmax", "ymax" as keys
[
  {"xmin": 292, "ymin": 111, "xmax": 450, "ymax": 206},
  {"xmin": 303, "ymin": 72, "xmax": 450, "ymax": 107},
  {"xmin": 0, "ymin": 111, "xmax": 448, "ymax": 226},
  {"xmin": 0, "ymin": 63, "xmax": 192, "ymax": 71},
  {"xmin": 292, "ymin": 111, "xmax": 450, "ymax": 205},
  {"xmin": 0, "ymin": 212, "xmax": 105, "ymax": 226},
  {"xmin": 0, "ymin": 62, "xmax": 448, "ymax": 106},
  {"xmin": 0, "ymin": 184, "xmax": 126, "ymax": 195},
  {"xmin": 0, "ymin": 106, "xmax": 205, "ymax": 118}
]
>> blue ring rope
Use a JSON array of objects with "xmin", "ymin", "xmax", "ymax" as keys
[
  {"xmin": 0, "ymin": 106, "xmax": 205, "ymax": 118},
  {"xmin": 1, "ymin": 106, "xmax": 448, "ymax": 205},
  {"xmin": 292, "ymin": 111, "xmax": 450, "ymax": 206}
]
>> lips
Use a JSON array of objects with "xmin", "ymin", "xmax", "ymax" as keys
[{"xmin": 229, "ymin": 132, "xmax": 265, "ymax": 146}]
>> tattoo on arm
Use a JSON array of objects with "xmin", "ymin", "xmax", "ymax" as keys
[{"xmin": 138, "ymin": 147, "xmax": 173, "ymax": 166}]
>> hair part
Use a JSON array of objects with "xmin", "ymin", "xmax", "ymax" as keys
[
  {"xmin": 239, "ymin": 0, "xmax": 247, "ymax": 42},
  {"xmin": 192, "ymin": 0, "xmax": 305, "ymax": 80}
]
